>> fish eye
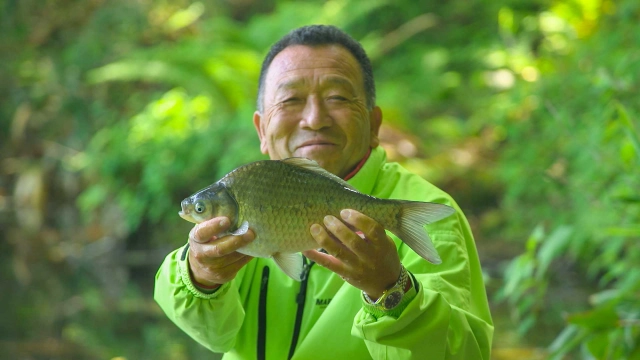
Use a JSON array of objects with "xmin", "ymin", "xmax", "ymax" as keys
[{"xmin": 195, "ymin": 201, "xmax": 206, "ymax": 214}]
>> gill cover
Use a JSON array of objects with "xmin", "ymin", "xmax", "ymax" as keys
[{"xmin": 184, "ymin": 182, "xmax": 240, "ymax": 227}]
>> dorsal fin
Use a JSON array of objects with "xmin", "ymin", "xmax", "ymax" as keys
[{"xmin": 281, "ymin": 157, "xmax": 357, "ymax": 191}]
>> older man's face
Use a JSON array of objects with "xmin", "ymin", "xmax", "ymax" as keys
[{"xmin": 253, "ymin": 45, "xmax": 381, "ymax": 178}]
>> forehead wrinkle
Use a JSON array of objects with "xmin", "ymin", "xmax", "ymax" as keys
[
  {"xmin": 275, "ymin": 77, "xmax": 306, "ymax": 92},
  {"xmin": 322, "ymin": 75, "xmax": 356, "ymax": 92},
  {"xmin": 274, "ymin": 74, "xmax": 356, "ymax": 93},
  {"xmin": 266, "ymin": 47, "xmax": 365, "ymax": 103}
]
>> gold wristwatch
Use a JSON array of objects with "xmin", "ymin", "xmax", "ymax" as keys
[{"xmin": 362, "ymin": 265, "xmax": 410, "ymax": 311}]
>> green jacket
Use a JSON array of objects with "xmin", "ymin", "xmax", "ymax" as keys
[{"xmin": 155, "ymin": 147, "xmax": 494, "ymax": 359}]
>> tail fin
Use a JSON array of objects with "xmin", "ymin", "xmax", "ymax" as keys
[{"xmin": 390, "ymin": 201, "xmax": 456, "ymax": 264}]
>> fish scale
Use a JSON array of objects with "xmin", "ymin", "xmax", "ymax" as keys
[
  {"xmin": 178, "ymin": 157, "xmax": 456, "ymax": 281},
  {"xmin": 224, "ymin": 160, "xmax": 369, "ymax": 256}
]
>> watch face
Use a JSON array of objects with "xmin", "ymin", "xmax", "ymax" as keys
[{"xmin": 383, "ymin": 289, "xmax": 403, "ymax": 310}]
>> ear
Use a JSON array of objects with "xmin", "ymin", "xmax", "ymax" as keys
[
  {"xmin": 369, "ymin": 106, "xmax": 382, "ymax": 148},
  {"xmin": 253, "ymin": 111, "xmax": 269, "ymax": 154}
]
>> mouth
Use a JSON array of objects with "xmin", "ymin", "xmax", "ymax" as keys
[
  {"xmin": 178, "ymin": 206, "xmax": 189, "ymax": 218},
  {"xmin": 178, "ymin": 209, "xmax": 197, "ymax": 224},
  {"xmin": 296, "ymin": 139, "xmax": 337, "ymax": 151},
  {"xmin": 178, "ymin": 201, "xmax": 192, "ymax": 220}
]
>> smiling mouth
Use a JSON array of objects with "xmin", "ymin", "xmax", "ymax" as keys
[
  {"xmin": 299, "ymin": 143, "xmax": 333, "ymax": 148},
  {"xmin": 296, "ymin": 140, "xmax": 337, "ymax": 150}
]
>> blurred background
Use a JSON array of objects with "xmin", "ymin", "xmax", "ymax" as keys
[{"xmin": 0, "ymin": 0, "xmax": 638, "ymax": 359}]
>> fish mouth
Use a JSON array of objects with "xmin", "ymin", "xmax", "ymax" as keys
[
  {"xmin": 178, "ymin": 209, "xmax": 197, "ymax": 224},
  {"xmin": 179, "ymin": 201, "xmax": 195, "ymax": 223},
  {"xmin": 179, "ymin": 201, "xmax": 190, "ymax": 215},
  {"xmin": 178, "ymin": 205, "xmax": 189, "ymax": 219}
]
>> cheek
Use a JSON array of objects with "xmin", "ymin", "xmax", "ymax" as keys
[
  {"xmin": 339, "ymin": 108, "xmax": 371, "ymax": 141},
  {"xmin": 193, "ymin": 213, "xmax": 212, "ymax": 224},
  {"xmin": 267, "ymin": 110, "xmax": 298, "ymax": 137},
  {"xmin": 266, "ymin": 119, "xmax": 291, "ymax": 143}
]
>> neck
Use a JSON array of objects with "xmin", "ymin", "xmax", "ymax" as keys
[{"xmin": 343, "ymin": 149, "xmax": 371, "ymax": 180}]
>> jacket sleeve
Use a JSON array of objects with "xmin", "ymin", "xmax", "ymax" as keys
[
  {"xmin": 154, "ymin": 244, "xmax": 246, "ymax": 353},
  {"xmin": 351, "ymin": 213, "xmax": 494, "ymax": 359}
]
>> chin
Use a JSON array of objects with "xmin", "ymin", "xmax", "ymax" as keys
[
  {"xmin": 291, "ymin": 149, "xmax": 343, "ymax": 173},
  {"xmin": 305, "ymin": 157, "xmax": 336, "ymax": 173}
]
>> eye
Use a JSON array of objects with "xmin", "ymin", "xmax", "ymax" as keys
[
  {"xmin": 283, "ymin": 97, "xmax": 301, "ymax": 104},
  {"xmin": 194, "ymin": 201, "xmax": 206, "ymax": 214},
  {"xmin": 327, "ymin": 95, "xmax": 349, "ymax": 104}
]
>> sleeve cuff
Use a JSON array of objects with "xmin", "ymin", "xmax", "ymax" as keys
[{"xmin": 178, "ymin": 244, "xmax": 230, "ymax": 299}]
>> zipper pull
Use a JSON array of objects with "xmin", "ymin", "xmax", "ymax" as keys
[{"xmin": 296, "ymin": 258, "xmax": 310, "ymax": 304}]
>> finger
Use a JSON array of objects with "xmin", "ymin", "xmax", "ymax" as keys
[
  {"xmin": 190, "ymin": 217, "xmax": 232, "ymax": 243},
  {"xmin": 340, "ymin": 209, "xmax": 387, "ymax": 244},
  {"xmin": 323, "ymin": 215, "xmax": 364, "ymax": 259},
  {"xmin": 313, "ymin": 220, "xmax": 355, "ymax": 263},
  {"xmin": 309, "ymin": 223, "xmax": 351, "ymax": 266},
  {"xmin": 200, "ymin": 251, "xmax": 251, "ymax": 269},
  {"xmin": 199, "ymin": 229, "xmax": 255, "ymax": 258},
  {"xmin": 211, "ymin": 255, "xmax": 254, "ymax": 279},
  {"xmin": 193, "ymin": 254, "xmax": 254, "ymax": 285},
  {"xmin": 302, "ymin": 249, "xmax": 344, "ymax": 275}
]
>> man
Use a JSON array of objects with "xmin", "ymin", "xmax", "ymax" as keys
[{"xmin": 155, "ymin": 25, "xmax": 493, "ymax": 359}]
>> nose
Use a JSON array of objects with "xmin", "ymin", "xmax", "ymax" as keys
[{"xmin": 300, "ymin": 96, "xmax": 332, "ymax": 130}]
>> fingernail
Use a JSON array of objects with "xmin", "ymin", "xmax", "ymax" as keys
[
  {"xmin": 324, "ymin": 215, "xmax": 337, "ymax": 226},
  {"xmin": 219, "ymin": 218, "xmax": 228, "ymax": 228},
  {"xmin": 340, "ymin": 209, "xmax": 351, "ymax": 220},
  {"xmin": 310, "ymin": 224, "xmax": 321, "ymax": 235},
  {"xmin": 190, "ymin": 225, "xmax": 202, "ymax": 242},
  {"xmin": 189, "ymin": 224, "xmax": 200, "ymax": 241}
]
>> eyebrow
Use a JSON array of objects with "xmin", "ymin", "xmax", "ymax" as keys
[
  {"xmin": 276, "ymin": 80, "xmax": 301, "ymax": 93},
  {"xmin": 323, "ymin": 76, "xmax": 355, "ymax": 90}
]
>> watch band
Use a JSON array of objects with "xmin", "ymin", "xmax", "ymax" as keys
[{"xmin": 362, "ymin": 265, "xmax": 410, "ymax": 310}]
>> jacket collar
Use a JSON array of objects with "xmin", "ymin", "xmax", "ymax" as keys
[{"xmin": 346, "ymin": 146, "xmax": 386, "ymax": 196}]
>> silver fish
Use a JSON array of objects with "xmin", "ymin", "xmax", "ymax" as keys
[{"xmin": 180, "ymin": 158, "xmax": 455, "ymax": 280}]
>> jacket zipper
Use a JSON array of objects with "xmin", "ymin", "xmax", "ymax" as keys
[
  {"xmin": 257, "ymin": 266, "xmax": 270, "ymax": 360},
  {"xmin": 288, "ymin": 257, "xmax": 312, "ymax": 360}
]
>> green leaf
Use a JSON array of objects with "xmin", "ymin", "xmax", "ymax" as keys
[
  {"xmin": 567, "ymin": 306, "xmax": 619, "ymax": 331},
  {"xmin": 518, "ymin": 314, "xmax": 536, "ymax": 335},
  {"xmin": 78, "ymin": 184, "xmax": 109, "ymax": 212},
  {"xmin": 584, "ymin": 333, "xmax": 610, "ymax": 359},
  {"xmin": 603, "ymin": 226, "xmax": 640, "ymax": 237},
  {"xmin": 615, "ymin": 102, "xmax": 640, "ymax": 164},
  {"xmin": 589, "ymin": 289, "xmax": 620, "ymax": 306},
  {"xmin": 526, "ymin": 224, "xmax": 546, "ymax": 253},
  {"xmin": 548, "ymin": 325, "xmax": 587, "ymax": 359},
  {"xmin": 536, "ymin": 225, "xmax": 573, "ymax": 279}
]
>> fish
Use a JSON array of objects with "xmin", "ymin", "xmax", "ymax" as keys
[{"xmin": 179, "ymin": 157, "xmax": 455, "ymax": 281}]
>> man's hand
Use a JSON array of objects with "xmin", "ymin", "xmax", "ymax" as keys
[
  {"xmin": 302, "ymin": 209, "xmax": 402, "ymax": 299},
  {"xmin": 188, "ymin": 216, "xmax": 255, "ymax": 287}
]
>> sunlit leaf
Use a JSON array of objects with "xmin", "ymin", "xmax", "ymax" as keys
[
  {"xmin": 536, "ymin": 225, "xmax": 572, "ymax": 279},
  {"xmin": 548, "ymin": 325, "xmax": 587, "ymax": 359},
  {"xmin": 164, "ymin": 2, "xmax": 204, "ymax": 32}
]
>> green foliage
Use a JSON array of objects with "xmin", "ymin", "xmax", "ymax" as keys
[
  {"xmin": 494, "ymin": 0, "xmax": 640, "ymax": 357},
  {"xmin": 76, "ymin": 88, "xmax": 262, "ymax": 231}
]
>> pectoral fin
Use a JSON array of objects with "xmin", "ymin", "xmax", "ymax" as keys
[
  {"xmin": 272, "ymin": 252, "xmax": 304, "ymax": 281},
  {"xmin": 230, "ymin": 220, "xmax": 249, "ymax": 236}
]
